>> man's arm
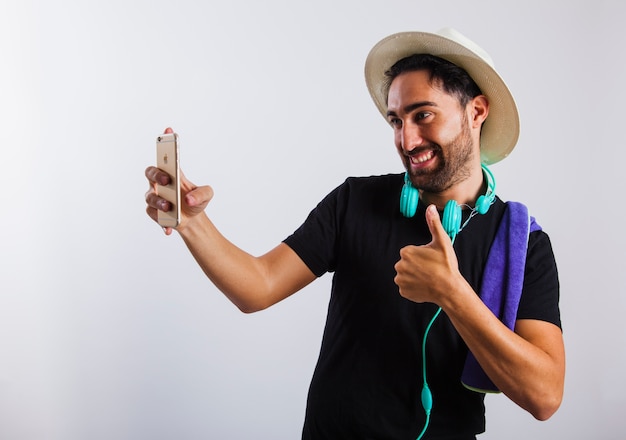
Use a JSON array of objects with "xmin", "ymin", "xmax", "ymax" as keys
[
  {"xmin": 145, "ymin": 141, "xmax": 317, "ymax": 312},
  {"xmin": 442, "ymin": 286, "xmax": 564, "ymax": 420},
  {"xmin": 177, "ymin": 213, "xmax": 317, "ymax": 313},
  {"xmin": 394, "ymin": 204, "xmax": 565, "ymax": 420}
]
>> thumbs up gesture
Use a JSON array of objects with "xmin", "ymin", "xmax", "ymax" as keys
[{"xmin": 394, "ymin": 204, "xmax": 466, "ymax": 305}]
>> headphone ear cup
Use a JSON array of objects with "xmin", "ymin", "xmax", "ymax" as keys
[
  {"xmin": 442, "ymin": 200, "xmax": 461, "ymax": 241},
  {"xmin": 475, "ymin": 195, "xmax": 490, "ymax": 215},
  {"xmin": 476, "ymin": 163, "xmax": 496, "ymax": 215},
  {"xmin": 400, "ymin": 182, "xmax": 419, "ymax": 218}
]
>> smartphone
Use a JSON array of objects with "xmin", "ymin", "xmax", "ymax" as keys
[{"xmin": 156, "ymin": 132, "xmax": 181, "ymax": 228}]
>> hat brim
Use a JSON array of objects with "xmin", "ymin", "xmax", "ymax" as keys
[{"xmin": 364, "ymin": 31, "xmax": 519, "ymax": 164}]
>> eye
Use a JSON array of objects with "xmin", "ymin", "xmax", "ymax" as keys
[
  {"xmin": 388, "ymin": 117, "xmax": 402, "ymax": 128},
  {"xmin": 415, "ymin": 111, "xmax": 432, "ymax": 121}
]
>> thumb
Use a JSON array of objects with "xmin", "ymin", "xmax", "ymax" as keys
[
  {"xmin": 425, "ymin": 204, "xmax": 452, "ymax": 246},
  {"xmin": 185, "ymin": 185, "xmax": 214, "ymax": 209}
]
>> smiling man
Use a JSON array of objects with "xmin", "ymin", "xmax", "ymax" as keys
[{"xmin": 145, "ymin": 28, "xmax": 564, "ymax": 440}]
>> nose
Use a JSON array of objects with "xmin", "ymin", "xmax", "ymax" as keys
[{"xmin": 399, "ymin": 123, "xmax": 424, "ymax": 155}]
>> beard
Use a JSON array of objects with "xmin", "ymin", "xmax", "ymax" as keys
[{"xmin": 406, "ymin": 121, "xmax": 475, "ymax": 193}]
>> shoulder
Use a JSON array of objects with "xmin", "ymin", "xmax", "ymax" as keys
[
  {"xmin": 342, "ymin": 173, "xmax": 404, "ymax": 191},
  {"xmin": 527, "ymin": 229, "xmax": 558, "ymax": 273},
  {"xmin": 324, "ymin": 173, "xmax": 404, "ymax": 206}
]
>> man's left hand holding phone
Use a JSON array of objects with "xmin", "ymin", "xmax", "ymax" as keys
[{"xmin": 145, "ymin": 127, "xmax": 214, "ymax": 235}]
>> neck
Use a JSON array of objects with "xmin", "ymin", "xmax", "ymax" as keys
[{"xmin": 419, "ymin": 163, "xmax": 487, "ymax": 211}]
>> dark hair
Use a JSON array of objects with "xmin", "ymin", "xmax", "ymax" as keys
[{"xmin": 384, "ymin": 54, "xmax": 483, "ymax": 107}]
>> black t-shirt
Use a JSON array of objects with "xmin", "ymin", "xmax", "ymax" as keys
[{"xmin": 284, "ymin": 174, "xmax": 560, "ymax": 440}]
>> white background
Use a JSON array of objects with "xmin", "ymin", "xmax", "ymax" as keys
[{"xmin": 1, "ymin": 0, "xmax": 624, "ymax": 439}]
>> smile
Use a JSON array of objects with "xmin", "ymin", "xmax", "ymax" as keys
[{"xmin": 409, "ymin": 149, "xmax": 435, "ymax": 164}]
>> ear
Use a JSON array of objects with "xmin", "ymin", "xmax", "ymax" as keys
[{"xmin": 468, "ymin": 95, "xmax": 489, "ymax": 129}]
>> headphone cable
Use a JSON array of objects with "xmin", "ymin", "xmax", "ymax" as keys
[
  {"xmin": 416, "ymin": 231, "xmax": 458, "ymax": 440},
  {"xmin": 416, "ymin": 306, "xmax": 442, "ymax": 440}
]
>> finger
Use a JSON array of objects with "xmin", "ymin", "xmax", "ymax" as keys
[
  {"xmin": 146, "ymin": 205, "xmax": 158, "ymax": 223},
  {"xmin": 164, "ymin": 127, "xmax": 174, "ymax": 134},
  {"xmin": 145, "ymin": 206, "xmax": 172, "ymax": 235},
  {"xmin": 425, "ymin": 204, "xmax": 451, "ymax": 246},
  {"xmin": 146, "ymin": 200, "xmax": 175, "ymax": 235},
  {"xmin": 145, "ymin": 166, "xmax": 171, "ymax": 186},
  {"xmin": 145, "ymin": 190, "xmax": 172, "ymax": 212},
  {"xmin": 177, "ymin": 170, "xmax": 203, "ymax": 207},
  {"xmin": 395, "ymin": 245, "xmax": 415, "ymax": 276},
  {"xmin": 185, "ymin": 185, "xmax": 214, "ymax": 208}
]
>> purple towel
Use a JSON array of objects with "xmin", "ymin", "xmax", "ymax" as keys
[{"xmin": 461, "ymin": 202, "xmax": 541, "ymax": 393}]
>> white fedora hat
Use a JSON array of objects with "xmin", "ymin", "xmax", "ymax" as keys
[{"xmin": 364, "ymin": 28, "xmax": 519, "ymax": 164}]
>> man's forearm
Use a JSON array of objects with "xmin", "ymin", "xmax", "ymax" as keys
[
  {"xmin": 177, "ymin": 213, "xmax": 316, "ymax": 313},
  {"xmin": 442, "ymin": 282, "xmax": 565, "ymax": 420}
]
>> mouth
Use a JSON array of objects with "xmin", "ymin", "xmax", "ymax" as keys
[
  {"xmin": 409, "ymin": 149, "xmax": 435, "ymax": 164},
  {"xmin": 406, "ymin": 148, "xmax": 437, "ymax": 170}
]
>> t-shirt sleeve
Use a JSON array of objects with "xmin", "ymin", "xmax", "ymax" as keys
[
  {"xmin": 517, "ymin": 230, "xmax": 562, "ymax": 329},
  {"xmin": 283, "ymin": 182, "xmax": 346, "ymax": 277}
]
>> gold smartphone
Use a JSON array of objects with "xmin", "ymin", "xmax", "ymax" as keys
[{"xmin": 156, "ymin": 132, "xmax": 181, "ymax": 228}]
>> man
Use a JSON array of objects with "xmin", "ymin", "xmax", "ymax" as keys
[{"xmin": 145, "ymin": 28, "xmax": 564, "ymax": 439}]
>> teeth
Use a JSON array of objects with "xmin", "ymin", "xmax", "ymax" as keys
[{"xmin": 410, "ymin": 150, "xmax": 434, "ymax": 164}]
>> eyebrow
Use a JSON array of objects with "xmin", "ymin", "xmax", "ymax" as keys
[{"xmin": 386, "ymin": 101, "xmax": 438, "ymax": 118}]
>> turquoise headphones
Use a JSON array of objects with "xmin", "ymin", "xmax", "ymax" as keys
[{"xmin": 400, "ymin": 163, "xmax": 496, "ymax": 241}]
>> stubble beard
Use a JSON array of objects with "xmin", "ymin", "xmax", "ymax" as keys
[{"xmin": 407, "ymin": 122, "xmax": 475, "ymax": 193}]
